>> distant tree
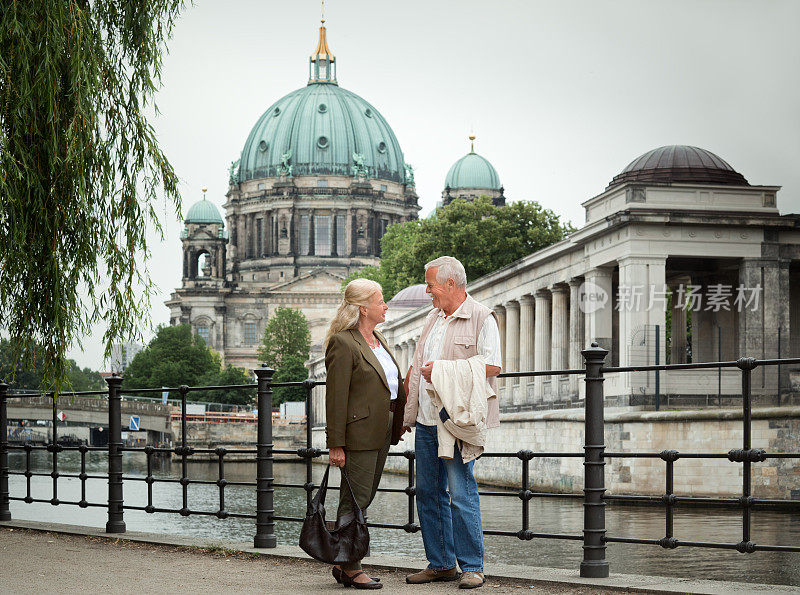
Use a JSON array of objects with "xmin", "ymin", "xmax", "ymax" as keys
[
  {"xmin": 257, "ymin": 308, "xmax": 311, "ymax": 370},
  {"xmin": 257, "ymin": 308, "xmax": 312, "ymax": 407},
  {"xmin": 123, "ymin": 325, "xmax": 254, "ymax": 405},
  {"xmin": 0, "ymin": 338, "xmax": 104, "ymax": 393},
  {"xmin": 343, "ymin": 197, "xmax": 575, "ymax": 299},
  {"xmin": 66, "ymin": 362, "xmax": 106, "ymax": 392},
  {"xmin": 0, "ymin": 0, "xmax": 184, "ymax": 397},
  {"xmin": 271, "ymin": 354, "xmax": 310, "ymax": 406},
  {"xmin": 204, "ymin": 365, "xmax": 254, "ymax": 406}
]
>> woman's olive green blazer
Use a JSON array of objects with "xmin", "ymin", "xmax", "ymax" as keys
[{"xmin": 325, "ymin": 328, "xmax": 406, "ymax": 451}]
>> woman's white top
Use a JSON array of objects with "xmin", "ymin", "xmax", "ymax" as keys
[{"xmin": 372, "ymin": 342, "xmax": 399, "ymax": 400}]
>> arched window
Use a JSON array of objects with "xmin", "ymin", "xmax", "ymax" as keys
[{"xmin": 197, "ymin": 325, "xmax": 210, "ymax": 344}]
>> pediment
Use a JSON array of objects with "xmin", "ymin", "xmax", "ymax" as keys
[{"xmin": 268, "ymin": 268, "xmax": 345, "ymax": 294}]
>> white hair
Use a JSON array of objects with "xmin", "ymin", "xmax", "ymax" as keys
[{"xmin": 425, "ymin": 256, "xmax": 467, "ymax": 289}]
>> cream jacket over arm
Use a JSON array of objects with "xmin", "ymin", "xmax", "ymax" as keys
[{"xmin": 426, "ymin": 355, "xmax": 496, "ymax": 463}]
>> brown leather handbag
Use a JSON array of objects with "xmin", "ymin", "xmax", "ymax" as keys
[{"xmin": 299, "ymin": 465, "xmax": 370, "ymax": 564}]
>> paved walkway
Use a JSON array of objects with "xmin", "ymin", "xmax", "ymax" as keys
[{"xmin": 2, "ymin": 521, "xmax": 799, "ymax": 594}]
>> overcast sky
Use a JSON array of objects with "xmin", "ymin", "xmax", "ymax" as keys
[{"xmin": 68, "ymin": 0, "xmax": 800, "ymax": 369}]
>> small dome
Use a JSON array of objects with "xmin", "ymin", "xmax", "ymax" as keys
[
  {"xmin": 607, "ymin": 145, "xmax": 749, "ymax": 189},
  {"xmin": 445, "ymin": 152, "xmax": 501, "ymax": 190},
  {"xmin": 185, "ymin": 199, "xmax": 224, "ymax": 225},
  {"xmin": 388, "ymin": 284, "xmax": 432, "ymax": 309}
]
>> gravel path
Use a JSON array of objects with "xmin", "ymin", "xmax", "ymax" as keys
[{"xmin": 0, "ymin": 526, "xmax": 612, "ymax": 594}]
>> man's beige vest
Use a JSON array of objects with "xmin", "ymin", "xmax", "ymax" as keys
[{"xmin": 404, "ymin": 294, "xmax": 500, "ymax": 428}]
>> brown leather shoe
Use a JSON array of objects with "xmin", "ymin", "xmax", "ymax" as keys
[
  {"xmin": 458, "ymin": 571, "xmax": 485, "ymax": 589},
  {"xmin": 405, "ymin": 567, "xmax": 459, "ymax": 584}
]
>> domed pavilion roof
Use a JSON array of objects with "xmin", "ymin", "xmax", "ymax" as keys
[
  {"xmin": 444, "ymin": 136, "xmax": 501, "ymax": 190},
  {"xmin": 238, "ymin": 24, "xmax": 407, "ymax": 184},
  {"xmin": 607, "ymin": 145, "xmax": 749, "ymax": 189},
  {"xmin": 185, "ymin": 197, "xmax": 224, "ymax": 225},
  {"xmin": 388, "ymin": 284, "xmax": 432, "ymax": 309}
]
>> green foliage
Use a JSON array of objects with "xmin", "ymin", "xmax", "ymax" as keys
[
  {"xmin": 257, "ymin": 307, "xmax": 311, "ymax": 370},
  {"xmin": 343, "ymin": 197, "xmax": 575, "ymax": 299},
  {"xmin": 272, "ymin": 354, "xmax": 310, "ymax": 406},
  {"xmin": 123, "ymin": 325, "xmax": 254, "ymax": 405},
  {"xmin": 257, "ymin": 307, "xmax": 311, "ymax": 407},
  {"xmin": 0, "ymin": 0, "xmax": 184, "ymax": 398},
  {"xmin": 0, "ymin": 339, "xmax": 104, "ymax": 393}
]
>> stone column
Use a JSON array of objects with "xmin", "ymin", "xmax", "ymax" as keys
[
  {"xmin": 551, "ymin": 284, "xmax": 569, "ymax": 399},
  {"xmin": 504, "ymin": 300, "xmax": 520, "ymax": 404},
  {"xmin": 617, "ymin": 257, "xmax": 667, "ymax": 369},
  {"xmin": 494, "ymin": 305, "xmax": 507, "ymax": 394},
  {"xmin": 403, "ymin": 341, "xmax": 412, "ymax": 373},
  {"xmin": 534, "ymin": 289, "xmax": 551, "ymax": 402},
  {"xmin": 670, "ymin": 285, "xmax": 687, "ymax": 364},
  {"xmin": 739, "ymin": 257, "xmax": 791, "ymax": 391},
  {"xmin": 518, "ymin": 295, "xmax": 535, "ymax": 405},
  {"xmin": 568, "ymin": 278, "xmax": 585, "ymax": 396},
  {"xmin": 583, "ymin": 267, "xmax": 614, "ymax": 359}
]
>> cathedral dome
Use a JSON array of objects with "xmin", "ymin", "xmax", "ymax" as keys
[
  {"xmin": 444, "ymin": 151, "xmax": 501, "ymax": 190},
  {"xmin": 185, "ymin": 197, "xmax": 224, "ymax": 225},
  {"xmin": 238, "ymin": 79, "xmax": 406, "ymax": 184},
  {"xmin": 607, "ymin": 145, "xmax": 749, "ymax": 189}
]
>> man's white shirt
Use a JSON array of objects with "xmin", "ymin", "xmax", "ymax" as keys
[{"xmin": 416, "ymin": 300, "xmax": 502, "ymax": 426}]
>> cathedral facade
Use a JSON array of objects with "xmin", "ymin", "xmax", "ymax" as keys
[{"xmin": 166, "ymin": 23, "xmax": 421, "ymax": 370}]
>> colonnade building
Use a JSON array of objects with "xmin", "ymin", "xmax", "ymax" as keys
[{"xmin": 309, "ymin": 145, "xmax": 800, "ymax": 415}]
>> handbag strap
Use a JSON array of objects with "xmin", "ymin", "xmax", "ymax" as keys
[
  {"xmin": 339, "ymin": 467, "xmax": 366, "ymax": 524},
  {"xmin": 313, "ymin": 465, "xmax": 331, "ymax": 509}
]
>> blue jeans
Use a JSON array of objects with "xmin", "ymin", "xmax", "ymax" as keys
[{"xmin": 415, "ymin": 423, "xmax": 484, "ymax": 573}]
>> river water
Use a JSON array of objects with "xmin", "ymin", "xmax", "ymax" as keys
[{"xmin": 6, "ymin": 451, "xmax": 800, "ymax": 586}]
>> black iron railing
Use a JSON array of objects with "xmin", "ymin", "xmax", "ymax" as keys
[{"xmin": 2, "ymin": 345, "xmax": 800, "ymax": 579}]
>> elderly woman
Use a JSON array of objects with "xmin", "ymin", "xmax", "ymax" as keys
[{"xmin": 324, "ymin": 278, "xmax": 406, "ymax": 589}]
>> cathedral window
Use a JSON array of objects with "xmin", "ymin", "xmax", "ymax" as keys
[
  {"xmin": 299, "ymin": 215, "xmax": 310, "ymax": 255},
  {"xmin": 244, "ymin": 322, "xmax": 257, "ymax": 345},
  {"xmin": 256, "ymin": 219, "xmax": 263, "ymax": 257},
  {"xmin": 315, "ymin": 215, "xmax": 331, "ymax": 256},
  {"xmin": 336, "ymin": 215, "xmax": 346, "ymax": 256},
  {"xmin": 197, "ymin": 325, "xmax": 210, "ymax": 344}
]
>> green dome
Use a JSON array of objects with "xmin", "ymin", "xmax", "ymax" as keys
[
  {"xmin": 445, "ymin": 152, "xmax": 501, "ymax": 190},
  {"xmin": 185, "ymin": 199, "xmax": 224, "ymax": 225},
  {"xmin": 238, "ymin": 83, "xmax": 407, "ymax": 183}
]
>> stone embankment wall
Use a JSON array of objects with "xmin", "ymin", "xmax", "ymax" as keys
[
  {"xmin": 312, "ymin": 407, "xmax": 800, "ymax": 499},
  {"xmin": 171, "ymin": 420, "xmax": 306, "ymax": 460}
]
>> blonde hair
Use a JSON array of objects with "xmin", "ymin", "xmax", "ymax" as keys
[{"xmin": 325, "ymin": 278, "xmax": 383, "ymax": 346}]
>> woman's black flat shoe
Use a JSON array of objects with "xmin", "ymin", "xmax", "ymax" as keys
[
  {"xmin": 333, "ymin": 567, "xmax": 380, "ymax": 584},
  {"xmin": 340, "ymin": 570, "xmax": 382, "ymax": 589}
]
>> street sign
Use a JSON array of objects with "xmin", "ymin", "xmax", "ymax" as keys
[
  {"xmin": 56, "ymin": 411, "xmax": 66, "ymax": 422},
  {"xmin": 129, "ymin": 415, "xmax": 140, "ymax": 431}
]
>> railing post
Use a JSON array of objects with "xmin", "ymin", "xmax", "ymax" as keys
[
  {"xmin": 105, "ymin": 373, "xmax": 125, "ymax": 533},
  {"xmin": 581, "ymin": 342, "xmax": 608, "ymax": 578},
  {"xmin": 254, "ymin": 365, "xmax": 276, "ymax": 548},
  {"xmin": 0, "ymin": 383, "xmax": 10, "ymax": 521}
]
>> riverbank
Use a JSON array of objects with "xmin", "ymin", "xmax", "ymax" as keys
[{"xmin": 2, "ymin": 521, "xmax": 798, "ymax": 594}]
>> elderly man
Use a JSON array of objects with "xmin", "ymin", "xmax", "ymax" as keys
[{"xmin": 402, "ymin": 256, "xmax": 502, "ymax": 589}]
